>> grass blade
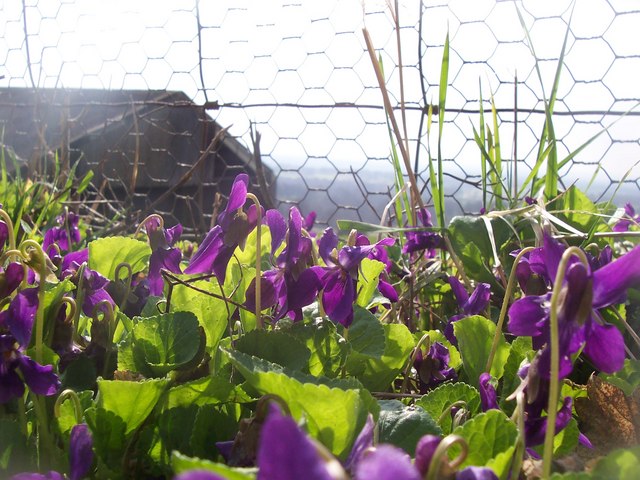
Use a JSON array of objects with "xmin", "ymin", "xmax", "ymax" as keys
[
  {"xmin": 478, "ymin": 79, "xmax": 487, "ymax": 210},
  {"xmin": 435, "ymin": 31, "xmax": 449, "ymax": 228}
]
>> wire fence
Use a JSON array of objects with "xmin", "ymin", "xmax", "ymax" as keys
[{"xmin": 1, "ymin": 0, "xmax": 639, "ymax": 236}]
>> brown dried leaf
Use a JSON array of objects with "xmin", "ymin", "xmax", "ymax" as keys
[{"xmin": 575, "ymin": 374, "xmax": 640, "ymax": 451}]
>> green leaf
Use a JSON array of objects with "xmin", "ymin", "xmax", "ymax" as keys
[
  {"xmin": 60, "ymin": 355, "xmax": 97, "ymax": 392},
  {"xmin": 88, "ymin": 237, "xmax": 151, "ymax": 281},
  {"xmin": 56, "ymin": 390, "xmax": 94, "ymax": 436},
  {"xmin": 500, "ymin": 337, "xmax": 534, "ymax": 414},
  {"xmin": 345, "ymin": 323, "xmax": 414, "ymax": 392},
  {"xmin": 0, "ymin": 419, "xmax": 29, "ymax": 471},
  {"xmin": 552, "ymin": 417, "xmax": 579, "ymax": 457},
  {"xmin": 288, "ymin": 318, "xmax": 349, "ymax": 377},
  {"xmin": 485, "ymin": 445, "xmax": 515, "ymax": 480},
  {"xmin": 415, "ymin": 383, "xmax": 481, "ymax": 435},
  {"xmin": 450, "ymin": 410, "xmax": 518, "ymax": 468},
  {"xmin": 233, "ymin": 225, "xmax": 271, "ymax": 266},
  {"xmin": 85, "ymin": 407, "xmax": 128, "ymax": 470},
  {"xmin": 347, "ymin": 305, "xmax": 386, "ymax": 359},
  {"xmin": 42, "ymin": 278, "xmax": 75, "ymax": 343},
  {"xmin": 453, "ymin": 315, "xmax": 510, "ymax": 386},
  {"xmin": 169, "ymin": 278, "xmax": 230, "ymax": 352},
  {"xmin": 132, "ymin": 311, "xmax": 202, "ymax": 376},
  {"xmin": 190, "ymin": 404, "xmax": 245, "ymax": 460},
  {"xmin": 172, "ymin": 452, "xmax": 256, "ymax": 479},
  {"xmin": 356, "ymin": 258, "xmax": 385, "ymax": 307},
  {"xmin": 235, "ymin": 329, "xmax": 311, "ymax": 371},
  {"xmin": 97, "ymin": 378, "xmax": 168, "ymax": 434},
  {"xmin": 601, "ymin": 358, "xmax": 640, "ymax": 396},
  {"xmin": 590, "ymin": 445, "xmax": 640, "ymax": 479},
  {"xmin": 226, "ymin": 263, "xmax": 257, "ymax": 332},
  {"xmin": 159, "ymin": 405, "xmax": 199, "ymax": 455},
  {"xmin": 557, "ymin": 185, "xmax": 602, "ymax": 233},
  {"xmin": 223, "ymin": 348, "xmax": 371, "ymax": 460},
  {"xmin": 377, "ymin": 400, "xmax": 441, "ymax": 454},
  {"xmin": 168, "ymin": 375, "xmax": 251, "ymax": 409}
]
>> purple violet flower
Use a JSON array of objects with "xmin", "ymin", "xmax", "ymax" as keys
[
  {"xmin": 413, "ymin": 342, "xmax": 457, "ymax": 393},
  {"xmin": 173, "ymin": 472, "xmax": 226, "ymax": 480},
  {"xmin": 0, "ymin": 334, "xmax": 60, "ymax": 403},
  {"xmin": 402, "ymin": 208, "xmax": 443, "ymax": 256},
  {"xmin": 313, "ymin": 228, "xmax": 394, "ymax": 327},
  {"xmin": 345, "ymin": 414, "xmax": 375, "ymax": 471},
  {"xmin": 58, "ymin": 248, "xmax": 115, "ymax": 316},
  {"xmin": 444, "ymin": 277, "xmax": 491, "ymax": 345},
  {"xmin": 354, "ymin": 444, "xmax": 420, "ymax": 480},
  {"xmin": 0, "ymin": 262, "xmax": 26, "ymax": 305},
  {"xmin": 144, "ymin": 216, "xmax": 183, "ymax": 296},
  {"xmin": 508, "ymin": 234, "xmax": 640, "ymax": 378},
  {"xmin": 0, "ymin": 219, "xmax": 9, "ymax": 253},
  {"xmin": 0, "ymin": 288, "xmax": 60, "ymax": 403},
  {"xmin": 185, "ymin": 174, "xmax": 260, "ymax": 283},
  {"xmin": 256, "ymin": 403, "xmax": 337, "ymax": 480},
  {"xmin": 245, "ymin": 207, "xmax": 321, "ymax": 322},
  {"xmin": 613, "ymin": 203, "xmax": 640, "ymax": 232},
  {"xmin": 516, "ymin": 360, "xmax": 588, "ymax": 450},
  {"xmin": 478, "ymin": 372, "xmax": 499, "ymax": 411},
  {"xmin": 355, "ymin": 433, "xmax": 498, "ymax": 480},
  {"xmin": 304, "ymin": 210, "xmax": 317, "ymax": 235},
  {"xmin": 69, "ymin": 423, "xmax": 94, "ymax": 480},
  {"xmin": 43, "ymin": 210, "xmax": 81, "ymax": 254}
]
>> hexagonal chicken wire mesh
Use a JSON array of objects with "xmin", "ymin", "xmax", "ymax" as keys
[{"xmin": 1, "ymin": 0, "xmax": 639, "ymax": 236}]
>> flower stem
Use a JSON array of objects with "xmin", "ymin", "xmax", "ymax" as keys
[
  {"xmin": 20, "ymin": 239, "xmax": 47, "ymax": 364},
  {"xmin": 485, "ymin": 246, "xmax": 534, "ymax": 374},
  {"xmin": 246, "ymin": 193, "xmax": 263, "ymax": 328},
  {"xmin": 401, "ymin": 332, "xmax": 430, "ymax": 394},
  {"xmin": 54, "ymin": 388, "xmax": 83, "ymax": 424},
  {"xmin": 0, "ymin": 208, "xmax": 17, "ymax": 251},
  {"xmin": 425, "ymin": 434, "xmax": 467, "ymax": 480},
  {"xmin": 542, "ymin": 246, "xmax": 589, "ymax": 479},
  {"xmin": 510, "ymin": 391, "xmax": 527, "ymax": 479}
]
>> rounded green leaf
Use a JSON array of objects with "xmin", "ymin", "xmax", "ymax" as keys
[
  {"xmin": 88, "ymin": 236, "xmax": 151, "ymax": 280},
  {"xmin": 449, "ymin": 410, "xmax": 518, "ymax": 468},
  {"xmin": 453, "ymin": 315, "xmax": 510, "ymax": 385},
  {"xmin": 377, "ymin": 400, "xmax": 442, "ymax": 454},
  {"xmin": 415, "ymin": 382, "xmax": 481, "ymax": 434},
  {"xmin": 235, "ymin": 329, "xmax": 311, "ymax": 371},
  {"xmin": 132, "ymin": 311, "xmax": 202, "ymax": 376}
]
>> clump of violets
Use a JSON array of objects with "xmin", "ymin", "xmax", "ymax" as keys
[
  {"xmin": 444, "ymin": 276, "xmax": 491, "ymax": 345},
  {"xmin": 413, "ymin": 341, "xmax": 457, "ymax": 393},
  {"xmin": 402, "ymin": 207, "xmax": 443, "ymax": 257},
  {"xmin": 0, "ymin": 288, "xmax": 60, "ymax": 403},
  {"xmin": 142, "ymin": 215, "xmax": 183, "ymax": 296},
  {"xmin": 312, "ymin": 227, "xmax": 394, "ymax": 326},
  {"xmin": 245, "ymin": 206, "xmax": 321, "ymax": 322},
  {"xmin": 508, "ymin": 233, "xmax": 640, "ymax": 379},
  {"xmin": 185, "ymin": 173, "xmax": 260, "ymax": 283},
  {"xmin": 43, "ymin": 209, "xmax": 81, "ymax": 255},
  {"xmin": 513, "ymin": 359, "xmax": 591, "ymax": 451}
]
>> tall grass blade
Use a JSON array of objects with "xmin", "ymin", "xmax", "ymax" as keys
[
  {"xmin": 434, "ymin": 32, "xmax": 449, "ymax": 228},
  {"xmin": 516, "ymin": 3, "xmax": 574, "ymax": 201},
  {"xmin": 490, "ymin": 92, "xmax": 506, "ymax": 208},
  {"xmin": 478, "ymin": 80, "xmax": 487, "ymax": 210},
  {"xmin": 471, "ymin": 123, "xmax": 511, "ymax": 200}
]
